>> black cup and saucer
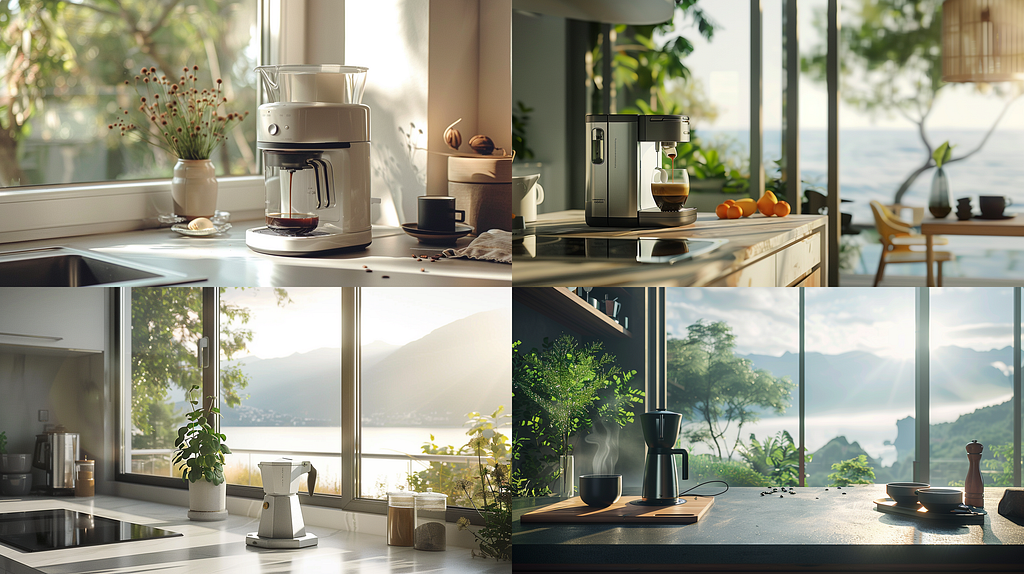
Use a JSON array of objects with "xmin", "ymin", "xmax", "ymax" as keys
[
  {"xmin": 402, "ymin": 196, "xmax": 472, "ymax": 244},
  {"xmin": 975, "ymin": 195, "xmax": 1016, "ymax": 220}
]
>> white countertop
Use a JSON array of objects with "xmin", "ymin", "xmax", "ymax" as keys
[
  {"xmin": 1, "ymin": 220, "xmax": 510, "ymax": 286},
  {"xmin": 0, "ymin": 495, "xmax": 510, "ymax": 574}
]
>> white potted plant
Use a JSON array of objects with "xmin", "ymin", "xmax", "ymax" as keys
[{"xmin": 173, "ymin": 385, "xmax": 231, "ymax": 521}]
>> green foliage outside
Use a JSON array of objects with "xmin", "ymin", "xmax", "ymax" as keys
[
  {"xmin": 802, "ymin": 0, "xmax": 1022, "ymax": 205},
  {"xmin": 409, "ymin": 407, "xmax": 510, "ymax": 508},
  {"xmin": 172, "ymin": 385, "xmax": 231, "ymax": 485},
  {"xmin": 513, "ymin": 336, "xmax": 642, "ymax": 492},
  {"xmin": 827, "ymin": 455, "xmax": 876, "ymax": 487},
  {"xmin": 667, "ymin": 320, "xmax": 794, "ymax": 460},
  {"xmin": 739, "ymin": 430, "xmax": 811, "ymax": 487},
  {"xmin": 512, "ymin": 101, "xmax": 534, "ymax": 160},
  {"xmin": 688, "ymin": 454, "xmax": 772, "ymax": 487},
  {"xmin": 0, "ymin": 0, "xmax": 257, "ymax": 186},
  {"xmin": 0, "ymin": 431, "xmax": 6, "ymax": 454},
  {"xmin": 984, "ymin": 443, "xmax": 1019, "ymax": 487}
]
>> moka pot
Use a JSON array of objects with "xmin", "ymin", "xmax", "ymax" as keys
[{"xmin": 632, "ymin": 409, "xmax": 688, "ymax": 506}]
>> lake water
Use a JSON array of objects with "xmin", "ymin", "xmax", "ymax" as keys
[{"xmin": 220, "ymin": 426, "xmax": 511, "ymax": 496}]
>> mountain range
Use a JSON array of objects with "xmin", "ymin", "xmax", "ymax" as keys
[{"xmin": 217, "ymin": 308, "xmax": 511, "ymax": 427}]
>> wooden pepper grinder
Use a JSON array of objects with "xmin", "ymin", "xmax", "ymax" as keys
[{"xmin": 965, "ymin": 439, "xmax": 984, "ymax": 508}]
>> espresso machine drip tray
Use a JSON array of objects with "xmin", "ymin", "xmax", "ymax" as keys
[
  {"xmin": 0, "ymin": 509, "xmax": 181, "ymax": 552},
  {"xmin": 515, "ymin": 236, "xmax": 727, "ymax": 264}
]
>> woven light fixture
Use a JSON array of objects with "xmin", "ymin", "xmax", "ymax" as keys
[{"xmin": 942, "ymin": 0, "xmax": 1024, "ymax": 82}]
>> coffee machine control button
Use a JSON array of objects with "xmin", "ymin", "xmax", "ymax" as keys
[{"xmin": 268, "ymin": 123, "xmax": 279, "ymax": 136}]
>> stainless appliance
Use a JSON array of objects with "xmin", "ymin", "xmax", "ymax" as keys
[
  {"xmin": 246, "ymin": 64, "xmax": 373, "ymax": 255},
  {"xmin": 32, "ymin": 430, "xmax": 79, "ymax": 495},
  {"xmin": 585, "ymin": 114, "xmax": 694, "ymax": 228},
  {"xmin": 0, "ymin": 510, "xmax": 180, "ymax": 552},
  {"xmin": 246, "ymin": 458, "xmax": 318, "ymax": 549},
  {"xmin": 631, "ymin": 409, "xmax": 688, "ymax": 506}
]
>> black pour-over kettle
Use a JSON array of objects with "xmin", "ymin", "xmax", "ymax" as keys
[{"xmin": 632, "ymin": 409, "xmax": 689, "ymax": 506}]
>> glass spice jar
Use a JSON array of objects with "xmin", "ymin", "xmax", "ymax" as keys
[
  {"xmin": 413, "ymin": 488, "xmax": 448, "ymax": 551},
  {"xmin": 74, "ymin": 460, "xmax": 95, "ymax": 497},
  {"xmin": 386, "ymin": 491, "xmax": 415, "ymax": 547}
]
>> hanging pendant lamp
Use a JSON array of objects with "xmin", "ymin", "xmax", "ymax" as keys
[{"xmin": 942, "ymin": 0, "xmax": 1024, "ymax": 82}]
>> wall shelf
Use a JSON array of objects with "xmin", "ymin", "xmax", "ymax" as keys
[{"xmin": 514, "ymin": 287, "xmax": 631, "ymax": 338}]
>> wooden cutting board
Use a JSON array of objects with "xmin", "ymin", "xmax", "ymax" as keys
[{"xmin": 521, "ymin": 496, "xmax": 714, "ymax": 524}]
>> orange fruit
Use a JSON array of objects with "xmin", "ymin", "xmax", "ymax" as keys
[
  {"xmin": 757, "ymin": 192, "xmax": 778, "ymax": 216},
  {"xmin": 774, "ymin": 201, "xmax": 791, "ymax": 217},
  {"xmin": 724, "ymin": 199, "xmax": 736, "ymax": 206},
  {"xmin": 726, "ymin": 204, "xmax": 743, "ymax": 219},
  {"xmin": 716, "ymin": 203, "xmax": 729, "ymax": 219}
]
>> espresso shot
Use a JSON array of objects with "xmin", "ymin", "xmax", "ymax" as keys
[
  {"xmin": 266, "ymin": 213, "xmax": 320, "ymax": 235},
  {"xmin": 651, "ymin": 182, "xmax": 690, "ymax": 212}
]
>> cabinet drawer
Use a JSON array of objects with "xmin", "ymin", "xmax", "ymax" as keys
[
  {"xmin": 777, "ymin": 233, "xmax": 821, "ymax": 287},
  {"xmin": 712, "ymin": 255, "xmax": 777, "ymax": 287}
]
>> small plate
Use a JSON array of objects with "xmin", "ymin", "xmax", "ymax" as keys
[
  {"xmin": 171, "ymin": 222, "xmax": 232, "ymax": 237},
  {"xmin": 401, "ymin": 223, "xmax": 472, "ymax": 244},
  {"xmin": 973, "ymin": 213, "xmax": 1016, "ymax": 220}
]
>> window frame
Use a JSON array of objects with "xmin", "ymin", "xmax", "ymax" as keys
[
  {"xmin": 115, "ymin": 286, "xmax": 497, "ymax": 525},
  {"xmin": 0, "ymin": 0, "xmax": 306, "ymax": 245},
  {"xmin": 656, "ymin": 286, "xmax": 1024, "ymax": 488}
]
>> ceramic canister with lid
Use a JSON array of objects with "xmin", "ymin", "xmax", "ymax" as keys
[
  {"xmin": 386, "ymin": 491, "xmax": 416, "ymax": 547},
  {"xmin": 447, "ymin": 156, "xmax": 512, "ymax": 235},
  {"xmin": 413, "ymin": 488, "xmax": 448, "ymax": 551},
  {"xmin": 75, "ymin": 460, "xmax": 95, "ymax": 497}
]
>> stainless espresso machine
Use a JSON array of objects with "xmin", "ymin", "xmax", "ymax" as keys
[
  {"xmin": 585, "ymin": 114, "xmax": 693, "ymax": 228},
  {"xmin": 246, "ymin": 65, "xmax": 373, "ymax": 255},
  {"xmin": 631, "ymin": 409, "xmax": 689, "ymax": 506},
  {"xmin": 32, "ymin": 429, "xmax": 79, "ymax": 495}
]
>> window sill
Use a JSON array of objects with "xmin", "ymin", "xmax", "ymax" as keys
[{"xmin": 0, "ymin": 176, "xmax": 264, "ymax": 245}]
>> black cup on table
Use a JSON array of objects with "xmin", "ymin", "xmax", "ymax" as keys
[
  {"xmin": 418, "ymin": 196, "xmax": 466, "ymax": 232},
  {"xmin": 979, "ymin": 195, "xmax": 1013, "ymax": 218},
  {"xmin": 579, "ymin": 474, "xmax": 622, "ymax": 507}
]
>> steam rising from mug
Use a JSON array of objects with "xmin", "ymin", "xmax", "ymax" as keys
[{"xmin": 584, "ymin": 418, "xmax": 620, "ymax": 475}]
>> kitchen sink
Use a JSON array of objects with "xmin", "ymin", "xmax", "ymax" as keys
[{"xmin": 0, "ymin": 247, "xmax": 197, "ymax": 287}]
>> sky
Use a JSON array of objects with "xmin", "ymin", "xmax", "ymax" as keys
[
  {"xmin": 221, "ymin": 287, "xmax": 509, "ymax": 359},
  {"xmin": 668, "ymin": 0, "xmax": 1024, "ymax": 131},
  {"xmin": 666, "ymin": 287, "xmax": 1015, "ymax": 359}
]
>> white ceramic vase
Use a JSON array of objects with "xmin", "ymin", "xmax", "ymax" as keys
[
  {"xmin": 187, "ymin": 479, "xmax": 228, "ymax": 521},
  {"xmin": 171, "ymin": 158, "xmax": 218, "ymax": 220}
]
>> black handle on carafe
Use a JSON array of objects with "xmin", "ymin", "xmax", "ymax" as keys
[{"xmin": 652, "ymin": 447, "xmax": 688, "ymax": 481}]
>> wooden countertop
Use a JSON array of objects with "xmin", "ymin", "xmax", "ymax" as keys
[{"xmin": 513, "ymin": 210, "xmax": 827, "ymax": 286}]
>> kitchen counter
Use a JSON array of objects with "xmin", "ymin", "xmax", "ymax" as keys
[
  {"xmin": 512, "ymin": 486, "xmax": 1024, "ymax": 572},
  {"xmin": 0, "ymin": 220, "xmax": 510, "ymax": 286},
  {"xmin": 513, "ymin": 210, "xmax": 827, "ymax": 287},
  {"xmin": 0, "ymin": 495, "xmax": 509, "ymax": 574}
]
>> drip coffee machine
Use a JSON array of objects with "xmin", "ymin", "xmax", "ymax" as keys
[
  {"xmin": 585, "ymin": 114, "xmax": 695, "ymax": 228},
  {"xmin": 245, "ymin": 458, "xmax": 318, "ymax": 549},
  {"xmin": 631, "ymin": 409, "xmax": 689, "ymax": 506},
  {"xmin": 246, "ymin": 65, "xmax": 373, "ymax": 255}
]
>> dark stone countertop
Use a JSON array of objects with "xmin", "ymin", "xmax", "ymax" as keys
[{"xmin": 512, "ymin": 485, "xmax": 1024, "ymax": 572}]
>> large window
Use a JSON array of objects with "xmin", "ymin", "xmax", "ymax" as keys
[
  {"xmin": 123, "ymin": 287, "xmax": 512, "ymax": 512},
  {"xmin": 657, "ymin": 287, "xmax": 1023, "ymax": 488},
  {"xmin": 0, "ymin": 0, "xmax": 258, "ymax": 189}
]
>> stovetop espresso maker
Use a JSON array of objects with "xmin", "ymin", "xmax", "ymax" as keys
[{"xmin": 632, "ymin": 408, "xmax": 689, "ymax": 506}]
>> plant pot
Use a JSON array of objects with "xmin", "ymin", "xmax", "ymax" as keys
[
  {"xmin": 0, "ymin": 454, "xmax": 32, "ymax": 474},
  {"xmin": 171, "ymin": 159, "xmax": 218, "ymax": 221},
  {"xmin": 187, "ymin": 479, "xmax": 227, "ymax": 521},
  {"xmin": 929, "ymin": 167, "xmax": 952, "ymax": 218}
]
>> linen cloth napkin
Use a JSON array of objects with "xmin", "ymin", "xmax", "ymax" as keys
[{"xmin": 442, "ymin": 229, "xmax": 511, "ymax": 264}]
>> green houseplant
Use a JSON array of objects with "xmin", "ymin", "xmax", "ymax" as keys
[{"xmin": 173, "ymin": 385, "xmax": 231, "ymax": 521}]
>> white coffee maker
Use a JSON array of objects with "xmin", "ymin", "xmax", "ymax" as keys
[
  {"xmin": 245, "ymin": 458, "xmax": 318, "ymax": 549},
  {"xmin": 246, "ymin": 65, "xmax": 373, "ymax": 255}
]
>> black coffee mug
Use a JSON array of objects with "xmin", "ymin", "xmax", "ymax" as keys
[
  {"xmin": 580, "ymin": 474, "xmax": 622, "ymax": 507},
  {"xmin": 979, "ymin": 195, "xmax": 1013, "ymax": 217},
  {"xmin": 418, "ymin": 196, "xmax": 466, "ymax": 232}
]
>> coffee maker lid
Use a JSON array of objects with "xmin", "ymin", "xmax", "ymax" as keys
[
  {"xmin": 646, "ymin": 408, "xmax": 682, "ymax": 416},
  {"xmin": 259, "ymin": 458, "xmax": 307, "ymax": 467}
]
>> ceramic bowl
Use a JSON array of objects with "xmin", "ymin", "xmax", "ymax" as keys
[
  {"xmin": 886, "ymin": 481, "xmax": 930, "ymax": 506},
  {"xmin": 580, "ymin": 474, "xmax": 622, "ymax": 507},
  {"xmin": 916, "ymin": 487, "xmax": 963, "ymax": 513},
  {"xmin": 0, "ymin": 454, "xmax": 32, "ymax": 474}
]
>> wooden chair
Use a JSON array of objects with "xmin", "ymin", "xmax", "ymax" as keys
[{"xmin": 870, "ymin": 200, "xmax": 954, "ymax": 286}]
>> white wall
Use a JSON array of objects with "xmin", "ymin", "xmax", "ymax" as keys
[{"xmin": 512, "ymin": 10, "xmax": 569, "ymax": 212}]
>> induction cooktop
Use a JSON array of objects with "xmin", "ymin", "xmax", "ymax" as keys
[
  {"xmin": 514, "ymin": 236, "xmax": 728, "ymax": 264},
  {"xmin": 0, "ymin": 509, "xmax": 181, "ymax": 552}
]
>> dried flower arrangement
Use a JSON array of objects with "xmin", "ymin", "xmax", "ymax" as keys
[{"xmin": 109, "ymin": 65, "xmax": 248, "ymax": 160}]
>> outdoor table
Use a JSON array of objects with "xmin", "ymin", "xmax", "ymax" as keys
[{"xmin": 921, "ymin": 215, "xmax": 1024, "ymax": 286}]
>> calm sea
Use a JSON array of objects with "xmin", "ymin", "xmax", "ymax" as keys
[{"xmin": 221, "ymin": 426, "xmax": 512, "ymax": 495}]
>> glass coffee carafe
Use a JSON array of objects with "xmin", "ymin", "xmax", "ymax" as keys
[{"xmin": 263, "ymin": 150, "xmax": 334, "ymax": 235}]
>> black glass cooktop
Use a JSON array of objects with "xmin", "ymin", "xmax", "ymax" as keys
[
  {"xmin": 514, "ymin": 236, "xmax": 728, "ymax": 264},
  {"xmin": 0, "ymin": 509, "xmax": 181, "ymax": 552}
]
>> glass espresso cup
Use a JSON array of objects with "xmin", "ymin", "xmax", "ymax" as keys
[{"xmin": 651, "ymin": 168, "xmax": 690, "ymax": 212}]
